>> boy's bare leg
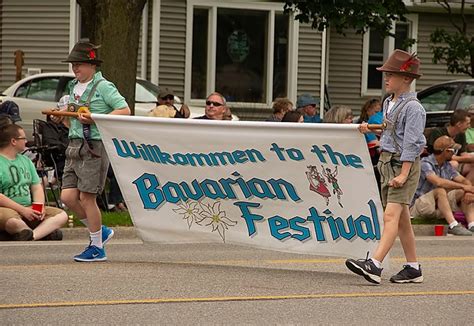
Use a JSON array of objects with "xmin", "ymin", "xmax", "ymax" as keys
[
  {"xmin": 61, "ymin": 188, "xmax": 86, "ymax": 220},
  {"xmin": 32, "ymin": 212, "xmax": 68, "ymax": 240},
  {"xmin": 79, "ymin": 192, "xmax": 101, "ymax": 233},
  {"xmin": 397, "ymin": 205, "xmax": 417, "ymax": 262},
  {"xmin": 372, "ymin": 202, "xmax": 403, "ymax": 262},
  {"xmin": 4, "ymin": 218, "xmax": 30, "ymax": 234}
]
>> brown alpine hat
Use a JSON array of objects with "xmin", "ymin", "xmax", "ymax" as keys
[
  {"xmin": 376, "ymin": 49, "xmax": 422, "ymax": 79},
  {"xmin": 63, "ymin": 42, "xmax": 103, "ymax": 65}
]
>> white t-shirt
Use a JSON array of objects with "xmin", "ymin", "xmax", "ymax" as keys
[
  {"xmin": 386, "ymin": 100, "xmax": 396, "ymax": 115},
  {"xmin": 73, "ymin": 80, "xmax": 92, "ymax": 103}
]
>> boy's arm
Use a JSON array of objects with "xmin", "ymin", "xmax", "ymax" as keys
[{"xmin": 30, "ymin": 183, "xmax": 45, "ymax": 204}]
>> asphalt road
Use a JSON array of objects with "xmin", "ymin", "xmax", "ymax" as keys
[{"xmin": 1, "ymin": 236, "xmax": 473, "ymax": 325}]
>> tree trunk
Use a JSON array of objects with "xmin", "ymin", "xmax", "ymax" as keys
[{"xmin": 77, "ymin": 0, "xmax": 147, "ymax": 114}]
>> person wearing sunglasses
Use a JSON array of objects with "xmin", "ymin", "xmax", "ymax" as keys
[
  {"xmin": 195, "ymin": 92, "xmax": 230, "ymax": 120},
  {"xmin": 155, "ymin": 87, "xmax": 190, "ymax": 118},
  {"xmin": 410, "ymin": 135, "xmax": 474, "ymax": 236},
  {"xmin": 427, "ymin": 109, "xmax": 474, "ymax": 185},
  {"xmin": 0, "ymin": 124, "xmax": 67, "ymax": 241},
  {"xmin": 296, "ymin": 94, "xmax": 322, "ymax": 123}
]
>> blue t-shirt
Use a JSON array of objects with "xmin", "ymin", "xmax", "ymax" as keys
[
  {"xmin": 413, "ymin": 154, "xmax": 459, "ymax": 204},
  {"xmin": 365, "ymin": 111, "xmax": 383, "ymax": 143},
  {"xmin": 303, "ymin": 115, "xmax": 322, "ymax": 123}
]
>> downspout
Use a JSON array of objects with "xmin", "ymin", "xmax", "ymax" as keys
[{"xmin": 319, "ymin": 27, "xmax": 327, "ymax": 120}]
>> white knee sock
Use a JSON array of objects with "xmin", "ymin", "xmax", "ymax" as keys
[
  {"xmin": 406, "ymin": 262, "xmax": 420, "ymax": 270},
  {"xmin": 90, "ymin": 230, "xmax": 103, "ymax": 248},
  {"xmin": 370, "ymin": 258, "xmax": 382, "ymax": 268},
  {"xmin": 468, "ymin": 222, "xmax": 474, "ymax": 229}
]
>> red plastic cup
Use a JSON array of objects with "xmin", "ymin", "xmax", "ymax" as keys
[
  {"xmin": 32, "ymin": 202, "xmax": 44, "ymax": 214},
  {"xmin": 434, "ymin": 225, "xmax": 444, "ymax": 236}
]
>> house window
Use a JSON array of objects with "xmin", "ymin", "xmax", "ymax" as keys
[
  {"xmin": 362, "ymin": 15, "xmax": 417, "ymax": 96},
  {"xmin": 191, "ymin": 8, "xmax": 209, "ymax": 99},
  {"xmin": 273, "ymin": 13, "xmax": 289, "ymax": 100},
  {"xmin": 367, "ymin": 30, "xmax": 384, "ymax": 90},
  {"xmin": 215, "ymin": 9, "xmax": 267, "ymax": 102},
  {"xmin": 188, "ymin": 2, "xmax": 292, "ymax": 105}
]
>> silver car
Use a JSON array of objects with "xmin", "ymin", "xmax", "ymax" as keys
[{"xmin": 0, "ymin": 72, "xmax": 236, "ymax": 140}]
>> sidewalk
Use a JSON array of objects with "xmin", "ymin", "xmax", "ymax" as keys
[{"xmin": 60, "ymin": 225, "xmax": 444, "ymax": 240}]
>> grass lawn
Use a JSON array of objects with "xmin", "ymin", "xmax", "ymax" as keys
[
  {"xmin": 411, "ymin": 216, "xmax": 446, "ymax": 225},
  {"xmin": 69, "ymin": 210, "xmax": 133, "ymax": 227},
  {"xmin": 65, "ymin": 210, "xmax": 446, "ymax": 227}
]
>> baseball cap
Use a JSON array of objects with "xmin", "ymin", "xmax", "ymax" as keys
[
  {"xmin": 296, "ymin": 94, "xmax": 319, "ymax": 109},
  {"xmin": 158, "ymin": 87, "xmax": 174, "ymax": 99},
  {"xmin": 0, "ymin": 100, "xmax": 21, "ymax": 122}
]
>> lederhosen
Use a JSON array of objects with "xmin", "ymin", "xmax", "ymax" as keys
[{"xmin": 377, "ymin": 97, "xmax": 422, "ymax": 207}]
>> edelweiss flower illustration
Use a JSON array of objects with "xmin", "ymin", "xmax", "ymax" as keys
[
  {"xmin": 196, "ymin": 201, "xmax": 237, "ymax": 242},
  {"xmin": 172, "ymin": 201, "xmax": 200, "ymax": 228}
]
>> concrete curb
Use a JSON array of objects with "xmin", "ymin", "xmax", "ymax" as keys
[
  {"xmin": 62, "ymin": 226, "xmax": 139, "ymax": 240},
  {"xmin": 61, "ymin": 225, "xmax": 444, "ymax": 240}
]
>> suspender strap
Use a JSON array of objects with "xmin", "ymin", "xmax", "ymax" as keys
[
  {"xmin": 386, "ymin": 97, "xmax": 420, "ymax": 153},
  {"xmin": 82, "ymin": 79, "xmax": 104, "ymax": 158}
]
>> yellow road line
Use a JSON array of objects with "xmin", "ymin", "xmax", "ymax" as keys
[
  {"xmin": 0, "ymin": 256, "xmax": 473, "ymax": 270},
  {"xmin": 1, "ymin": 290, "xmax": 473, "ymax": 310}
]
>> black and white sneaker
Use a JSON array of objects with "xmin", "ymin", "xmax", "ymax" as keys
[
  {"xmin": 345, "ymin": 254, "xmax": 383, "ymax": 284},
  {"xmin": 389, "ymin": 265, "xmax": 423, "ymax": 283}
]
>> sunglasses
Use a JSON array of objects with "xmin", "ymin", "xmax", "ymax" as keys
[
  {"xmin": 206, "ymin": 101, "xmax": 224, "ymax": 107},
  {"xmin": 445, "ymin": 147, "xmax": 459, "ymax": 154},
  {"xmin": 160, "ymin": 95, "xmax": 174, "ymax": 101}
]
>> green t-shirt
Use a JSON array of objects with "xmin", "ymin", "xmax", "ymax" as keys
[
  {"xmin": 0, "ymin": 154, "xmax": 40, "ymax": 206},
  {"xmin": 67, "ymin": 71, "xmax": 128, "ymax": 140},
  {"xmin": 465, "ymin": 128, "xmax": 474, "ymax": 145}
]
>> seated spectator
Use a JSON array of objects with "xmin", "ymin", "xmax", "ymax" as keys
[
  {"xmin": 152, "ymin": 87, "xmax": 190, "ymax": 118},
  {"xmin": 323, "ymin": 105, "xmax": 353, "ymax": 124},
  {"xmin": 464, "ymin": 104, "xmax": 474, "ymax": 152},
  {"xmin": 195, "ymin": 92, "xmax": 229, "ymax": 120},
  {"xmin": 0, "ymin": 124, "xmax": 67, "ymax": 241},
  {"xmin": 427, "ymin": 109, "xmax": 474, "ymax": 184},
  {"xmin": 296, "ymin": 94, "xmax": 322, "ymax": 123},
  {"xmin": 265, "ymin": 98, "xmax": 293, "ymax": 122},
  {"xmin": 358, "ymin": 98, "xmax": 383, "ymax": 187},
  {"xmin": 357, "ymin": 98, "xmax": 382, "ymax": 146},
  {"xmin": 281, "ymin": 110, "xmax": 303, "ymax": 123},
  {"xmin": 411, "ymin": 135, "xmax": 474, "ymax": 235}
]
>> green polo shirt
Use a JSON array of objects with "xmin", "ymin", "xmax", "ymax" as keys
[{"xmin": 67, "ymin": 71, "xmax": 128, "ymax": 140}]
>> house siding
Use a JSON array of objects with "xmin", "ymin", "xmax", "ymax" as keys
[
  {"xmin": 159, "ymin": 0, "xmax": 186, "ymax": 99},
  {"xmin": 297, "ymin": 23, "xmax": 322, "ymax": 97},
  {"xmin": 0, "ymin": 0, "xmax": 70, "ymax": 90},
  {"xmin": 326, "ymin": 29, "xmax": 365, "ymax": 113}
]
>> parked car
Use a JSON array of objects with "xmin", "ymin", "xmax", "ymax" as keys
[
  {"xmin": 418, "ymin": 79, "xmax": 474, "ymax": 128},
  {"xmin": 0, "ymin": 72, "xmax": 238, "ymax": 140}
]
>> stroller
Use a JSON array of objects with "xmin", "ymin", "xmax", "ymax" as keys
[{"xmin": 30, "ymin": 118, "xmax": 69, "ymax": 207}]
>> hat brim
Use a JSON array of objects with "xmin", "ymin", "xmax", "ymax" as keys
[
  {"xmin": 376, "ymin": 67, "xmax": 421, "ymax": 79},
  {"xmin": 62, "ymin": 59, "xmax": 103, "ymax": 65}
]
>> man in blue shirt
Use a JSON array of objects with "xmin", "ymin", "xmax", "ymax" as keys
[
  {"xmin": 411, "ymin": 135, "xmax": 474, "ymax": 236},
  {"xmin": 296, "ymin": 94, "xmax": 322, "ymax": 123}
]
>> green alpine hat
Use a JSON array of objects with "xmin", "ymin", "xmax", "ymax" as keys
[{"xmin": 63, "ymin": 42, "xmax": 103, "ymax": 65}]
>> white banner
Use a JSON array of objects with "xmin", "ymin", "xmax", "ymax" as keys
[{"xmin": 94, "ymin": 115, "xmax": 383, "ymax": 259}]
